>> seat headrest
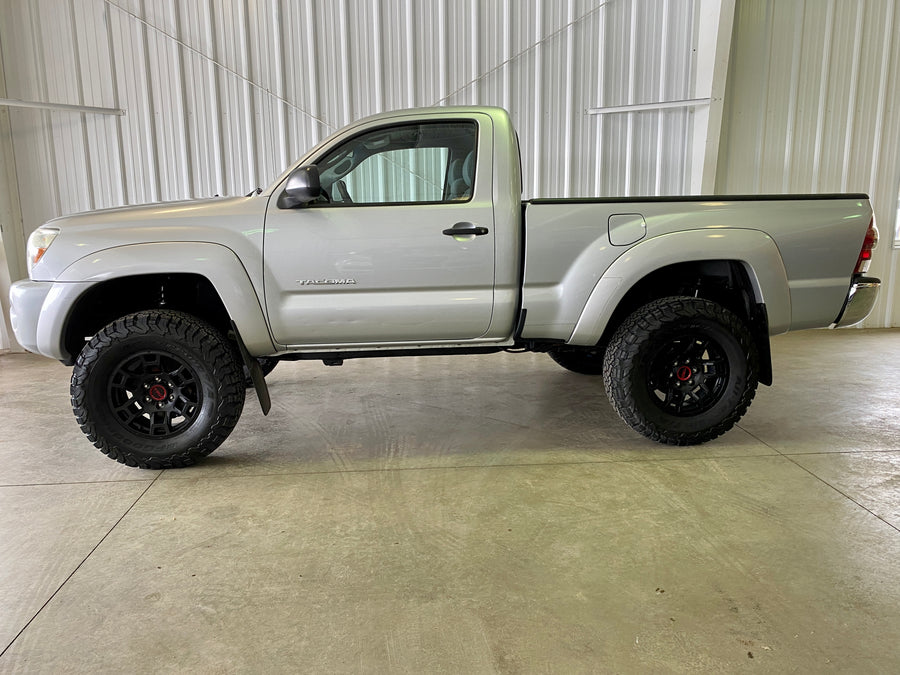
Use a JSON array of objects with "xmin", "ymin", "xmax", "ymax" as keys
[{"xmin": 462, "ymin": 151, "xmax": 476, "ymax": 186}]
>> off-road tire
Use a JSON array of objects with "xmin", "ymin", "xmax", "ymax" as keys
[
  {"xmin": 71, "ymin": 311, "xmax": 246, "ymax": 468},
  {"xmin": 603, "ymin": 296, "xmax": 758, "ymax": 445},
  {"xmin": 548, "ymin": 347, "xmax": 604, "ymax": 375}
]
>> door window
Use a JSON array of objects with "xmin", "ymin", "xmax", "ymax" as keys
[{"xmin": 314, "ymin": 121, "xmax": 477, "ymax": 205}]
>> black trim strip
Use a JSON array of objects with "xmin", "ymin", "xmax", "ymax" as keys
[{"xmin": 526, "ymin": 193, "xmax": 869, "ymax": 205}]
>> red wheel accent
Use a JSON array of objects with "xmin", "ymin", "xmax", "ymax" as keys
[{"xmin": 148, "ymin": 384, "xmax": 168, "ymax": 401}]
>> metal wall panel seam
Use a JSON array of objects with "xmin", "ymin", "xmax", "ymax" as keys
[
  {"xmin": 531, "ymin": 2, "xmax": 542, "ymax": 197},
  {"xmin": 374, "ymin": 0, "xmax": 385, "ymax": 113},
  {"xmin": 437, "ymin": 0, "xmax": 447, "ymax": 104},
  {"xmin": 138, "ymin": 0, "xmax": 162, "ymax": 203},
  {"xmin": 338, "ymin": 0, "xmax": 352, "ymax": 125},
  {"xmin": 43, "ymin": 4, "xmax": 72, "ymax": 212},
  {"xmin": 0, "ymin": 41, "xmax": 28, "ymax": 285},
  {"xmin": 67, "ymin": 0, "xmax": 96, "ymax": 211},
  {"xmin": 654, "ymin": 0, "xmax": 670, "ymax": 196},
  {"xmin": 502, "ymin": 0, "xmax": 511, "ymax": 112},
  {"xmin": 563, "ymin": 0, "xmax": 574, "ymax": 196},
  {"xmin": 781, "ymin": 0, "xmax": 804, "ymax": 192},
  {"xmin": 173, "ymin": 4, "xmax": 195, "ymax": 199},
  {"xmin": 110, "ymin": 8, "xmax": 137, "ymax": 204},
  {"xmin": 306, "ymin": 2, "xmax": 327, "ymax": 137},
  {"xmin": 593, "ymin": 2, "xmax": 605, "ymax": 198},
  {"xmin": 238, "ymin": 0, "xmax": 258, "ymax": 191},
  {"xmin": 27, "ymin": 1, "xmax": 61, "ymax": 217},
  {"xmin": 753, "ymin": 0, "xmax": 774, "ymax": 193},
  {"xmin": 840, "ymin": 0, "xmax": 864, "ymax": 191},
  {"xmin": 468, "ymin": 0, "xmax": 478, "ymax": 100},
  {"xmin": 870, "ymin": 0, "xmax": 894, "ymax": 225},
  {"xmin": 272, "ymin": 0, "xmax": 288, "ymax": 172},
  {"xmin": 624, "ymin": 1, "xmax": 636, "ymax": 196},
  {"xmin": 206, "ymin": 0, "xmax": 226, "ymax": 196},
  {"xmin": 810, "ymin": 0, "xmax": 834, "ymax": 192},
  {"xmin": 404, "ymin": 0, "xmax": 415, "ymax": 107}
]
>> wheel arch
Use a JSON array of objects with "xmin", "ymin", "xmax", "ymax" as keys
[
  {"xmin": 567, "ymin": 230, "xmax": 788, "ymax": 386},
  {"xmin": 53, "ymin": 242, "xmax": 275, "ymax": 364}
]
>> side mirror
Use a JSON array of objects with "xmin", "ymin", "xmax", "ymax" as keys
[{"xmin": 278, "ymin": 164, "xmax": 322, "ymax": 208}]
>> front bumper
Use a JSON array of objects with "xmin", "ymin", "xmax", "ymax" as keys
[
  {"xmin": 9, "ymin": 279, "xmax": 94, "ymax": 360},
  {"xmin": 9, "ymin": 280, "xmax": 52, "ymax": 354},
  {"xmin": 833, "ymin": 276, "xmax": 881, "ymax": 327}
]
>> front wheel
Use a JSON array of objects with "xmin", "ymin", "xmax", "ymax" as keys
[
  {"xmin": 71, "ymin": 311, "xmax": 246, "ymax": 468},
  {"xmin": 602, "ymin": 297, "xmax": 759, "ymax": 445}
]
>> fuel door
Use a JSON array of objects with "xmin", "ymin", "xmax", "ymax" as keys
[{"xmin": 608, "ymin": 213, "xmax": 647, "ymax": 246}]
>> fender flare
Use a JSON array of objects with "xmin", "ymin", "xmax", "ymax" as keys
[
  {"xmin": 567, "ymin": 228, "xmax": 791, "ymax": 346},
  {"xmin": 54, "ymin": 242, "xmax": 275, "ymax": 354}
]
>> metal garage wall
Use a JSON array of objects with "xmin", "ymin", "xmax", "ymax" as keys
[
  {"xmin": 0, "ymin": 0, "xmax": 720, "ymax": 350},
  {"xmin": 0, "ymin": 0, "xmax": 704, "ymax": 230},
  {"xmin": 717, "ymin": 0, "xmax": 900, "ymax": 328}
]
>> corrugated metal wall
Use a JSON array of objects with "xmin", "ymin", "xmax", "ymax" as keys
[
  {"xmin": 1, "ymin": 0, "xmax": 702, "ymax": 238},
  {"xmin": 717, "ymin": 0, "xmax": 900, "ymax": 327}
]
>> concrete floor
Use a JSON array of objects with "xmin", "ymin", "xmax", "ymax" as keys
[{"xmin": 1, "ymin": 329, "xmax": 899, "ymax": 673}]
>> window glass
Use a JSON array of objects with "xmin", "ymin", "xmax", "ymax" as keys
[{"xmin": 314, "ymin": 121, "xmax": 477, "ymax": 205}]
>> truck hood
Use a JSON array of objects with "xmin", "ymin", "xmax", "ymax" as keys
[
  {"xmin": 44, "ymin": 196, "xmax": 251, "ymax": 231},
  {"xmin": 33, "ymin": 194, "xmax": 270, "ymax": 281}
]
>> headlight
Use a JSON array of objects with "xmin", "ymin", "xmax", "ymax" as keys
[{"xmin": 26, "ymin": 226, "xmax": 60, "ymax": 274}]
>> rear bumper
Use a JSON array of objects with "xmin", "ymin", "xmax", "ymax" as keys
[{"xmin": 833, "ymin": 276, "xmax": 880, "ymax": 327}]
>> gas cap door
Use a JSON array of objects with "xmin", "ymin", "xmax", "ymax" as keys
[{"xmin": 608, "ymin": 213, "xmax": 647, "ymax": 246}]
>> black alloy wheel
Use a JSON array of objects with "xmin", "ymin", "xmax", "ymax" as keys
[
  {"xmin": 603, "ymin": 296, "xmax": 759, "ymax": 445},
  {"xmin": 107, "ymin": 351, "xmax": 202, "ymax": 437},
  {"xmin": 71, "ymin": 310, "xmax": 246, "ymax": 468},
  {"xmin": 645, "ymin": 333, "xmax": 729, "ymax": 416}
]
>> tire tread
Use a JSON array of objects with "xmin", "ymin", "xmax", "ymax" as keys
[
  {"xmin": 602, "ymin": 296, "xmax": 759, "ymax": 445},
  {"xmin": 71, "ymin": 310, "xmax": 245, "ymax": 469}
]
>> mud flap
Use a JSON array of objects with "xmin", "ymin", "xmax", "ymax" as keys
[{"xmin": 230, "ymin": 321, "xmax": 272, "ymax": 415}]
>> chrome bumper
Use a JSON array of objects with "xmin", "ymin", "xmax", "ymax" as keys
[{"xmin": 833, "ymin": 276, "xmax": 881, "ymax": 327}]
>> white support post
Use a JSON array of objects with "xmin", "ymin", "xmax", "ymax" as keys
[
  {"xmin": 0, "ymin": 49, "xmax": 25, "ymax": 351},
  {"xmin": 695, "ymin": 0, "xmax": 736, "ymax": 195}
]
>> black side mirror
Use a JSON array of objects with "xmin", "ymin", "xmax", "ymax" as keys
[{"xmin": 278, "ymin": 165, "xmax": 322, "ymax": 208}]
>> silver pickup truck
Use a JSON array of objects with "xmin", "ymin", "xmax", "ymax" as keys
[{"xmin": 9, "ymin": 106, "xmax": 880, "ymax": 468}]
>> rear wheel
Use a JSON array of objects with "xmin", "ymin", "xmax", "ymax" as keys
[
  {"xmin": 71, "ymin": 310, "xmax": 246, "ymax": 468},
  {"xmin": 603, "ymin": 296, "xmax": 758, "ymax": 445}
]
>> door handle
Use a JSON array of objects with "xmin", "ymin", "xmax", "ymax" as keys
[{"xmin": 442, "ymin": 222, "xmax": 489, "ymax": 238}]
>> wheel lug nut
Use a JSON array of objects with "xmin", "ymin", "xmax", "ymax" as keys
[
  {"xmin": 143, "ymin": 383, "xmax": 149, "ymax": 389},
  {"xmin": 169, "ymin": 394, "xmax": 175, "ymax": 401},
  {"xmin": 144, "ymin": 396, "xmax": 151, "ymax": 402}
]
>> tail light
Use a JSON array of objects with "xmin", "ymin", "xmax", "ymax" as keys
[{"xmin": 854, "ymin": 216, "xmax": 878, "ymax": 275}]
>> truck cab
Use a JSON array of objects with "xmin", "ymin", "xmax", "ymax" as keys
[{"xmin": 262, "ymin": 107, "xmax": 522, "ymax": 348}]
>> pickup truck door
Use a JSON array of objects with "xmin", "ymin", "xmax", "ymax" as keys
[{"xmin": 263, "ymin": 116, "xmax": 495, "ymax": 346}]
